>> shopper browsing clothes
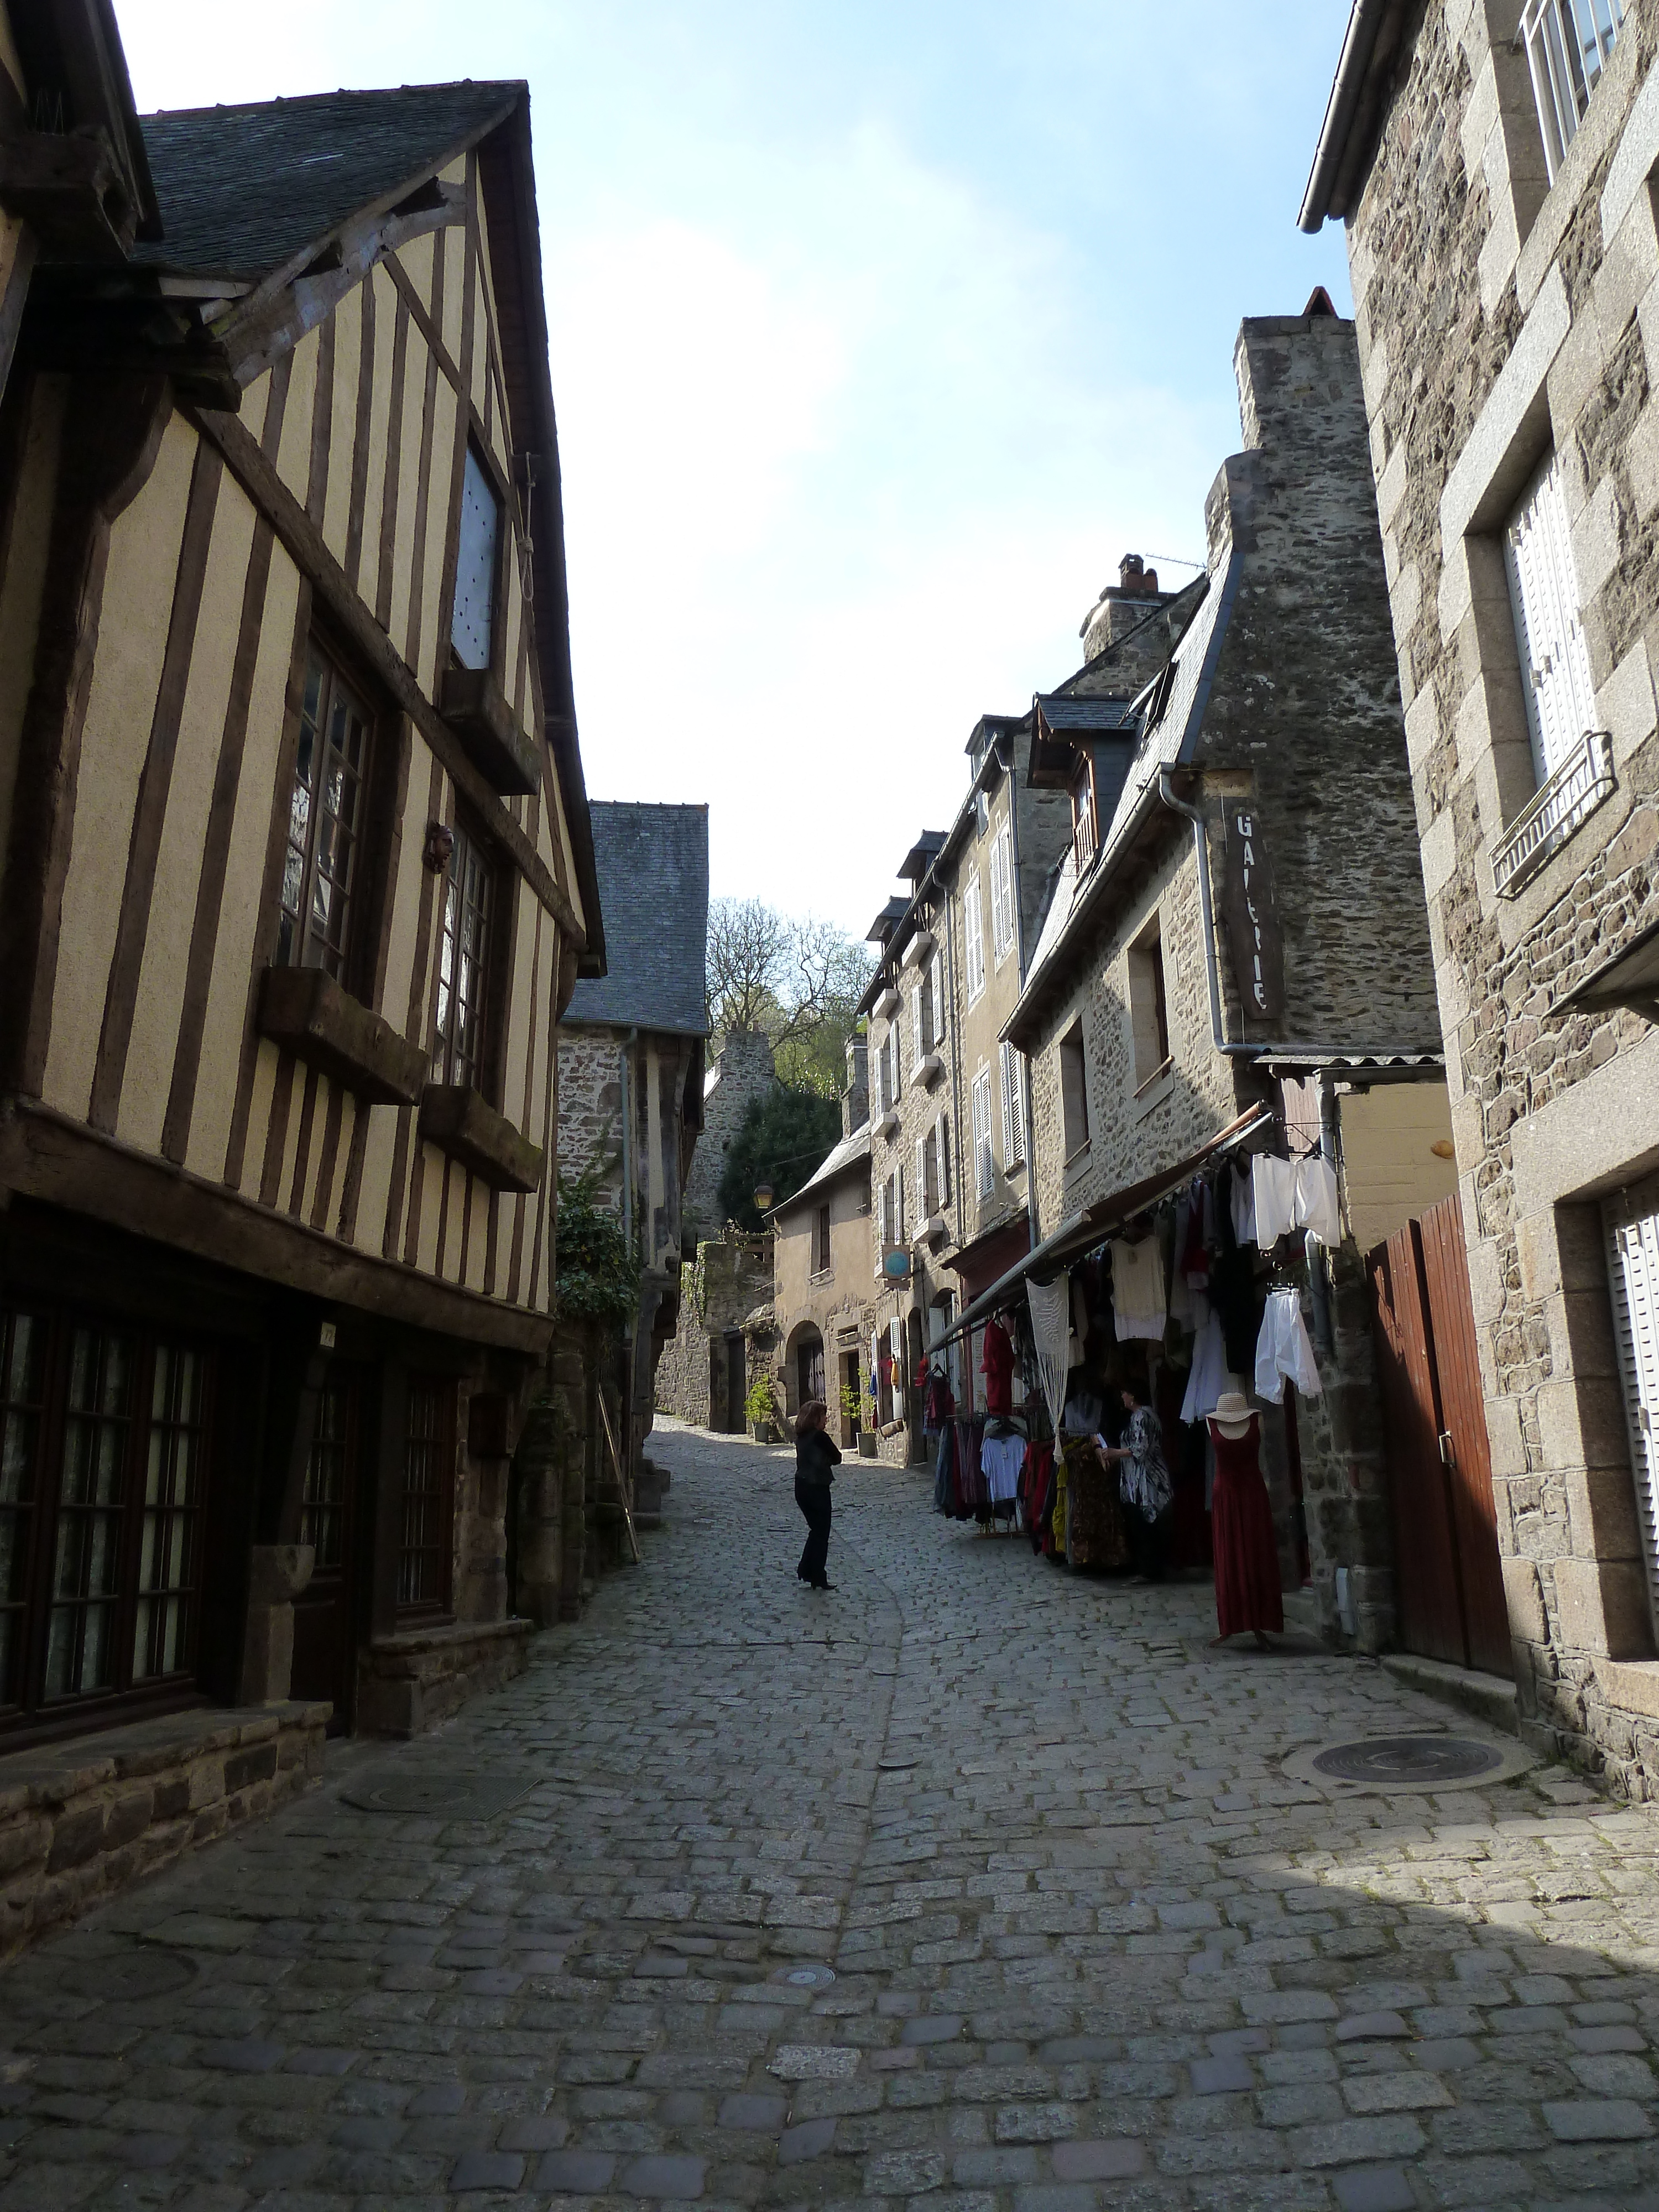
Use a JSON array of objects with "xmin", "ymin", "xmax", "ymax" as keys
[
  {"xmin": 1205, "ymin": 1389, "xmax": 1284, "ymax": 1647},
  {"xmin": 1094, "ymin": 1383, "xmax": 1173, "ymax": 1582},
  {"xmin": 794, "ymin": 1397, "xmax": 839, "ymax": 1591}
]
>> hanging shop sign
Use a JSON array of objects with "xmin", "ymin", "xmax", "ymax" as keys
[
  {"xmin": 882, "ymin": 1247, "xmax": 912, "ymax": 1280},
  {"xmin": 1221, "ymin": 804, "xmax": 1284, "ymax": 1022}
]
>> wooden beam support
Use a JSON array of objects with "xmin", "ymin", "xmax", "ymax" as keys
[{"xmin": 187, "ymin": 399, "xmax": 582, "ymax": 943}]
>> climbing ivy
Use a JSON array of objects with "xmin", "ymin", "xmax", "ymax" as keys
[{"xmin": 554, "ymin": 1170, "xmax": 640, "ymax": 1328}]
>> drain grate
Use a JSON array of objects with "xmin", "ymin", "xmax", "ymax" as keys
[
  {"xmin": 342, "ymin": 1770, "xmax": 539, "ymax": 1819},
  {"xmin": 1311, "ymin": 1735, "xmax": 1504, "ymax": 1786}
]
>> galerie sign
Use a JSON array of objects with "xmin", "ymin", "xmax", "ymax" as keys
[{"xmin": 1221, "ymin": 805, "xmax": 1284, "ymax": 1022}]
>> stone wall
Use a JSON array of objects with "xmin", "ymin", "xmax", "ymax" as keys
[
  {"xmin": 655, "ymin": 1228, "xmax": 772, "ymax": 1427},
  {"xmin": 1340, "ymin": 0, "xmax": 1659, "ymax": 1787},
  {"xmin": 684, "ymin": 1030, "xmax": 775, "ymax": 1238},
  {"xmin": 0, "ymin": 1703, "xmax": 326, "ymax": 1964},
  {"xmin": 558, "ymin": 1027, "xmax": 624, "ymax": 1191}
]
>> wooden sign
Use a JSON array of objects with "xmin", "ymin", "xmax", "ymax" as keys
[{"xmin": 1221, "ymin": 804, "xmax": 1284, "ymax": 1022}]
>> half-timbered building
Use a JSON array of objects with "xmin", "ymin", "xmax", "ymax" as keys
[{"xmin": 0, "ymin": 65, "xmax": 601, "ymax": 1843}]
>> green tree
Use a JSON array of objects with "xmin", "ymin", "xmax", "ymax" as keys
[
  {"xmin": 717, "ymin": 1087, "xmax": 842, "ymax": 1233},
  {"xmin": 554, "ymin": 1170, "xmax": 640, "ymax": 1328}
]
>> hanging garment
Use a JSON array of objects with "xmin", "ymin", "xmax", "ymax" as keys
[
  {"xmin": 1180, "ymin": 1305, "xmax": 1230, "ymax": 1425},
  {"xmin": 1070, "ymin": 1274, "xmax": 1091, "ymax": 1366},
  {"xmin": 981, "ymin": 1432, "xmax": 1025, "ymax": 1505},
  {"xmin": 1052, "ymin": 1449, "xmax": 1069, "ymax": 1559},
  {"xmin": 1026, "ymin": 1273, "xmax": 1072, "ymax": 1436},
  {"xmin": 1254, "ymin": 1286, "xmax": 1323, "ymax": 1402},
  {"xmin": 924, "ymin": 1370, "xmax": 956, "ymax": 1432},
  {"xmin": 980, "ymin": 1318, "xmax": 1015, "ymax": 1415},
  {"xmin": 1251, "ymin": 1155, "xmax": 1297, "ymax": 1246},
  {"xmin": 1230, "ymin": 1159, "xmax": 1256, "ymax": 1246},
  {"xmin": 1063, "ymin": 1389, "xmax": 1103, "ymax": 1436},
  {"xmin": 1293, "ymin": 1155, "xmax": 1342, "ymax": 1244},
  {"xmin": 1020, "ymin": 1442, "xmax": 1055, "ymax": 1556},
  {"xmin": 1166, "ymin": 1198, "xmax": 1197, "ymax": 1327},
  {"xmin": 1116, "ymin": 1405, "xmax": 1173, "ymax": 1522},
  {"xmin": 1207, "ymin": 1413, "xmax": 1284, "ymax": 1639},
  {"xmin": 1062, "ymin": 1438, "xmax": 1129, "ymax": 1570},
  {"xmin": 933, "ymin": 1421, "xmax": 956, "ymax": 1514},
  {"xmin": 1181, "ymin": 1182, "xmax": 1211, "ymax": 1288},
  {"xmin": 1109, "ymin": 1237, "xmax": 1166, "ymax": 1341},
  {"xmin": 1211, "ymin": 1187, "xmax": 1260, "ymax": 1378}
]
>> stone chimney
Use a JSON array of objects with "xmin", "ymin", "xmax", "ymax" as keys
[
  {"xmin": 1232, "ymin": 295, "xmax": 1365, "ymax": 457},
  {"xmin": 1080, "ymin": 551, "xmax": 1171, "ymax": 659},
  {"xmin": 842, "ymin": 1032, "xmax": 869, "ymax": 1138}
]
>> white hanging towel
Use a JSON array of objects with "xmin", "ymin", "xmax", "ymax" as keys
[
  {"xmin": 1251, "ymin": 1155, "xmax": 1297, "ymax": 1245},
  {"xmin": 1293, "ymin": 1155, "xmax": 1342, "ymax": 1244},
  {"xmin": 1254, "ymin": 1286, "xmax": 1323, "ymax": 1402},
  {"xmin": 1025, "ymin": 1273, "xmax": 1071, "ymax": 1438},
  {"xmin": 1110, "ymin": 1236, "xmax": 1167, "ymax": 1341},
  {"xmin": 1180, "ymin": 1305, "xmax": 1230, "ymax": 1424}
]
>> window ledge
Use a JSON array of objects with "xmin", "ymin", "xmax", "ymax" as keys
[
  {"xmin": 877, "ymin": 1109, "xmax": 900, "ymax": 1140},
  {"xmin": 808, "ymin": 1268, "xmax": 834, "ymax": 1286},
  {"xmin": 1595, "ymin": 1657, "xmax": 1659, "ymax": 1721},
  {"xmin": 418, "ymin": 1084, "xmax": 544, "ymax": 1192},
  {"xmin": 1494, "ymin": 732, "xmax": 1616, "ymax": 896},
  {"xmin": 910, "ymin": 1054, "xmax": 943, "ymax": 1091},
  {"xmin": 902, "ymin": 930, "xmax": 935, "ymax": 969},
  {"xmin": 1063, "ymin": 1139, "xmax": 1091, "ymax": 1170},
  {"xmin": 873, "ymin": 986, "xmax": 900, "ymax": 1020},
  {"xmin": 437, "ymin": 666, "xmax": 539, "ymax": 796},
  {"xmin": 1131, "ymin": 1063, "xmax": 1176, "ymax": 1121},
  {"xmin": 258, "ymin": 965, "xmax": 427, "ymax": 1105}
]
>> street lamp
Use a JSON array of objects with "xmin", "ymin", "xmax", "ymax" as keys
[{"xmin": 753, "ymin": 1177, "xmax": 775, "ymax": 1213}]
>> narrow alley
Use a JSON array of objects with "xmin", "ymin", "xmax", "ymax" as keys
[{"xmin": 4, "ymin": 1433, "xmax": 1659, "ymax": 2212}]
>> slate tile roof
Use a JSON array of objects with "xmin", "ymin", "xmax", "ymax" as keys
[
  {"xmin": 134, "ymin": 81, "xmax": 520, "ymax": 279},
  {"xmin": 774, "ymin": 1124, "xmax": 871, "ymax": 1214},
  {"xmin": 563, "ymin": 804, "xmax": 710, "ymax": 1039}
]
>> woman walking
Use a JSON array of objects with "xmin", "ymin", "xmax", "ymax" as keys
[
  {"xmin": 795, "ymin": 1398, "xmax": 839, "ymax": 1590},
  {"xmin": 1206, "ymin": 1389, "xmax": 1283, "ymax": 1647}
]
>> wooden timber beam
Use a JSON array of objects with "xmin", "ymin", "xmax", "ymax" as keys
[{"xmin": 187, "ymin": 400, "xmax": 583, "ymax": 945}]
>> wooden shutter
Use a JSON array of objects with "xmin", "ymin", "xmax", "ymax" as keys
[
  {"xmin": 916, "ymin": 1136, "xmax": 929, "ymax": 1221},
  {"xmin": 936, "ymin": 1111, "xmax": 951, "ymax": 1206},
  {"xmin": 1607, "ymin": 1180, "xmax": 1659, "ymax": 1630},
  {"xmin": 964, "ymin": 878, "xmax": 985, "ymax": 999},
  {"xmin": 1505, "ymin": 451, "xmax": 1597, "ymax": 785},
  {"xmin": 896, "ymin": 1162, "xmax": 906, "ymax": 1245},
  {"xmin": 973, "ymin": 1067, "xmax": 993, "ymax": 1195},
  {"xmin": 912, "ymin": 983, "xmax": 924, "ymax": 1065},
  {"xmin": 991, "ymin": 823, "xmax": 1015, "ymax": 956},
  {"xmin": 1000, "ymin": 1041, "xmax": 1025, "ymax": 1166}
]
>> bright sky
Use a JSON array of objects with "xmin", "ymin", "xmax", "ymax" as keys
[{"xmin": 117, "ymin": 2, "xmax": 1353, "ymax": 942}]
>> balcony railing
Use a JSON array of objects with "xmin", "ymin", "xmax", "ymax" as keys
[
  {"xmin": 1522, "ymin": 0, "xmax": 1624, "ymax": 181},
  {"xmin": 1493, "ymin": 729, "xmax": 1615, "ymax": 895}
]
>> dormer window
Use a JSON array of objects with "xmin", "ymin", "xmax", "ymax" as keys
[
  {"xmin": 451, "ymin": 444, "xmax": 502, "ymax": 672},
  {"xmin": 1072, "ymin": 758, "xmax": 1098, "ymax": 871}
]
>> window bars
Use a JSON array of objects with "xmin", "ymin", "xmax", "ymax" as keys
[
  {"xmin": 1521, "ymin": 0, "xmax": 1624, "ymax": 180},
  {"xmin": 1492, "ymin": 728, "xmax": 1616, "ymax": 894}
]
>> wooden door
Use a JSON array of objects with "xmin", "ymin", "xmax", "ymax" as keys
[
  {"xmin": 725, "ymin": 1335, "xmax": 746, "ymax": 1433},
  {"xmin": 1368, "ymin": 1203, "xmax": 1510, "ymax": 1677},
  {"xmin": 291, "ymin": 1365, "xmax": 361, "ymax": 1729},
  {"xmin": 1419, "ymin": 1194, "xmax": 1511, "ymax": 1675}
]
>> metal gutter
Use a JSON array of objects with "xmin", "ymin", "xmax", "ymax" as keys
[{"xmin": 1298, "ymin": 0, "xmax": 1391, "ymax": 232}]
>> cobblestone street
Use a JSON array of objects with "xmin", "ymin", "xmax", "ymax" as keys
[{"xmin": 6, "ymin": 1425, "xmax": 1659, "ymax": 2212}]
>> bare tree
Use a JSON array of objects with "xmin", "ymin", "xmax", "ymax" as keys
[{"xmin": 706, "ymin": 899, "xmax": 875, "ymax": 1094}]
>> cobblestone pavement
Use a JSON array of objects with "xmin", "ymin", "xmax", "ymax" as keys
[{"xmin": 6, "ymin": 1425, "xmax": 1659, "ymax": 2212}]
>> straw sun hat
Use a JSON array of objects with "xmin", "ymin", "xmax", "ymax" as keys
[{"xmin": 1208, "ymin": 1389, "xmax": 1256, "ymax": 1438}]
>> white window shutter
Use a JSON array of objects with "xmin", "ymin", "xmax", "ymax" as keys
[
  {"xmin": 991, "ymin": 824, "xmax": 1015, "ymax": 955},
  {"xmin": 1000, "ymin": 1042, "xmax": 1015, "ymax": 1162},
  {"xmin": 1506, "ymin": 452, "xmax": 1597, "ymax": 785},
  {"xmin": 912, "ymin": 984, "xmax": 924, "ymax": 1064},
  {"xmin": 964, "ymin": 879, "xmax": 985, "ymax": 999},
  {"xmin": 1001, "ymin": 1041, "xmax": 1025, "ymax": 1165},
  {"xmin": 937, "ymin": 1112, "xmax": 951, "ymax": 1205},
  {"xmin": 896, "ymin": 1161, "xmax": 906, "ymax": 1245},
  {"xmin": 1608, "ymin": 1190, "xmax": 1659, "ymax": 1627},
  {"xmin": 916, "ymin": 1136, "xmax": 928, "ymax": 1220}
]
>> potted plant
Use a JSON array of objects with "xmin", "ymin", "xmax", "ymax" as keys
[
  {"xmin": 838, "ymin": 1381, "xmax": 862, "ymax": 1440},
  {"xmin": 744, "ymin": 1375, "xmax": 780, "ymax": 1443}
]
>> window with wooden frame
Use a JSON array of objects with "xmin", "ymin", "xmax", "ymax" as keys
[
  {"xmin": 277, "ymin": 644, "xmax": 374, "ymax": 982},
  {"xmin": 1127, "ymin": 920, "xmax": 1171, "ymax": 1091},
  {"xmin": 972, "ymin": 1063, "xmax": 995, "ymax": 1197},
  {"xmin": 301, "ymin": 1371, "xmax": 353, "ymax": 1574},
  {"xmin": 0, "ymin": 1306, "xmax": 215, "ymax": 1736},
  {"xmin": 1072, "ymin": 757, "xmax": 1099, "ymax": 872},
  {"xmin": 1060, "ymin": 1021, "xmax": 1091, "ymax": 1160},
  {"xmin": 990, "ymin": 821, "xmax": 1016, "ymax": 961},
  {"xmin": 963, "ymin": 875, "xmax": 987, "ymax": 1003},
  {"xmin": 431, "ymin": 816, "xmax": 497, "ymax": 1093},
  {"xmin": 398, "ymin": 1376, "xmax": 455, "ymax": 1616},
  {"xmin": 1000, "ymin": 1040, "xmax": 1026, "ymax": 1169},
  {"xmin": 451, "ymin": 442, "xmax": 503, "ymax": 673},
  {"xmin": 813, "ymin": 1203, "xmax": 832, "ymax": 1276}
]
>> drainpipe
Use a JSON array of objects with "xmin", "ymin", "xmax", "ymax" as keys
[
  {"xmin": 1005, "ymin": 739, "xmax": 1040, "ymax": 1254},
  {"xmin": 1156, "ymin": 769, "xmax": 1261, "ymax": 1059}
]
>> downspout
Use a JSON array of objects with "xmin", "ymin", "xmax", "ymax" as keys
[
  {"xmin": 1004, "ymin": 739, "xmax": 1040, "ymax": 1255},
  {"xmin": 1156, "ymin": 769, "xmax": 1260, "ymax": 1058}
]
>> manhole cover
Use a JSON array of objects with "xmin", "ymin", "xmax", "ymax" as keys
[
  {"xmin": 878, "ymin": 1756, "xmax": 918, "ymax": 1771},
  {"xmin": 771, "ymin": 1964, "xmax": 836, "ymax": 1988},
  {"xmin": 61, "ymin": 1946, "xmax": 196, "ymax": 2000},
  {"xmin": 1312, "ymin": 1736, "xmax": 1504, "ymax": 1786},
  {"xmin": 342, "ymin": 1771, "xmax": 539, "ymax": 1819}
]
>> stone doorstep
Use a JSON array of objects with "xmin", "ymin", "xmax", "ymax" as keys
[
  {"xmin": 0, "ymin": 1701, "xmax": 331, "ymax": 1819},
  {"xmin": 363, "ymin": 1618, "xmax": 534, "ymax": 1680},
  {"xmin": 1380, "ymin": 1651, "xmax": 1520, "ymax": 1738}
]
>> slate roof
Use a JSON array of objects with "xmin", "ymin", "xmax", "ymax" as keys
[
  {"xmin": 562, "ymin": 804, "xmax": 709, "ymax": 1038},
  {"xmin": 1033, "ymin": 695, "xmax": 1140, "ymax": 732},
  {"xmin": 774, "ymin": 1125, "xmax": 871, "ymax": 1215},
  {"xmin": 134, "ymin": 81, "xmax": 519, "ymax": 279}
]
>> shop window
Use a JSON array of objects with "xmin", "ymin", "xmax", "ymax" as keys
[
  {"xmin": 431, "ymin": 817, "xmax": 495, "ymax": 1092},
  {"xmin": 1060, "ymin": 1021, "xmax": 1091, "ymax": 1160},
  {"xmin": 302, "ymin": 1372, "xmax": 352, "ymax": 1573},
  {"xmin": 277, "ymin": 644, "xmax": 373, "ymax": 983},
  {"xmin": 451, "ymin": 442, "xmax": 502, "ymax": 672},
  {"xmin": 398, "ymin": 1377, "xmax": 455, "ymax": 1616},
  {"xmin": 1128, "ymin": 922, "xmax": 1171, "ymax": 1089},
  {"xmin": 0, "ymin": 1308, "xmax": 215, "ymax": 1734}
]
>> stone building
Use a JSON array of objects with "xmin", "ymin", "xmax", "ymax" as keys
[
  {"xmin": 1303, "ymin": 0, "xmax": 1659, "ymax": 1783},
  {"xmin": 683, "ymin": 1027, "xmax": 774, "ymax": 1239},
  {"xmin": 768, "ymin": 1042, "xmax": 877, "ymax": 1446},
  {"xmin": 0, "ymin": 54, "xmax": 602, "ymax": 1936},
  {"xmin": 990, "ymin": 305, "xmax": 1454, "ymax": 1647},
  {"xmin": 520, "ymin": 805, "xmax": 706, "ymax": 1620},
  {"xmin": 654, "ymin": 1224, "xmax": 773, "ymax": 1432}
]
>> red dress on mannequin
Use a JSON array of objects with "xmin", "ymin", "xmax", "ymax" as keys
[
  {"xmin": 1207, "ymin": 1414, "xmax": 1284, "ymax": 1638},
  {"xmin": 980, "ymin": 1319, "xmax": 1014, "ymax": 1416}
]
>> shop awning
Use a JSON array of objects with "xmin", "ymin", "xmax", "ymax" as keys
[{"xmin": 932, "ymin": 1103, "xmax": 1271, "ymax": 1350}]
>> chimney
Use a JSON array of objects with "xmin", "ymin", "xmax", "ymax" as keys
[
  {"xmin": 842, "ymin": 1032, "xmax": 869, "ymax": 1138},
  {"xmin": 1079, "ymin": 551, "xmax": 1171, "ymax": 654},
  {"xmin": 1233, "ymin": 303, "xmax": 1365, "ymax": 455}
]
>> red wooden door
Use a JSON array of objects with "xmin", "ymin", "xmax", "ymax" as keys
[
  {"xmin": 1370, "ymin": 1224, "xmax": 1467, "ymax": 1667},
  {"xmin": 1418, "ymin": 1194, "xmax": 1511, "ymax": 1676}
]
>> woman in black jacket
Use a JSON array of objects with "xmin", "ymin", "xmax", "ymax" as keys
[{"xmin": 794, "ymin": 1398, "xmax": 840, "ymax": 1590}]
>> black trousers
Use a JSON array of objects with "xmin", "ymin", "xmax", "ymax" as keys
[
  {"xmin": 796, "ymin": 1476, "xmax": 832, "ymax": 1585},
  {"xmin": 1129, "ymin": 1506, "xmax": 1171, "ymax": 1582}
]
